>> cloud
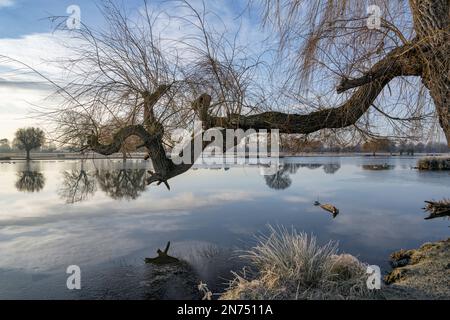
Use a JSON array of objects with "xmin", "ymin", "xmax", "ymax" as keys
[
  {"xmin": 0, "ymin": 187, "xmax": 266, "ymax": 227},
  {"xmin": 0, "ymin": 32, "xmax": 75, "ymax": 82},
  {"xmin": 0, "ymin": 0, "xmax": 14, "ymax": 9},
  {"xmin": 0, "ymin": 78, "xmax": 52, "ymax": 90},
  {"xmin": 0, "ymin": 32, "xmax": 76, "ymax": 139},
  {"xmin": 0, "ymin": 1, "xmax": 269, "ymax": 141},
  {"xmin": 282, "ymin": 195, "xmax": 311, "ymax": 204}
]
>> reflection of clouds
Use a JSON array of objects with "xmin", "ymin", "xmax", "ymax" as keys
[
  {"xmin": 0, "ymin": 189, "xmax": 266, "ymax": 226},
  {"xmin": 327, "ymin": 208, "xmax": 425, "ymax": 247},
  {"xmin": 0, "ymin": 188, "xmax": 267, "ymax": 273},
  {"xmin": 0, "ymin": 214, "xmax": 187, "ymax": 272},
  {"xmin": 282, "ymin": 195, "xmax": 311, "ymax": 204}
]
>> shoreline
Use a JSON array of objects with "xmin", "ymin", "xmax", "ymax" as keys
[
  {"xmin": 220, "ymin": 236, "xmax": 450, "ymax": 300},
  {"xmin": 383, "ymin": 238, "xmax": 450, "ymax": 299},
  {"xmin": 1, "ymin": 152, "xmax": 449, "ymax": 162}
]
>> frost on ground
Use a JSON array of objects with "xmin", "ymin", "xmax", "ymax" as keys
[{"xmin": 221, "ymin": 226, "xmax": 382, "ymax": 300}]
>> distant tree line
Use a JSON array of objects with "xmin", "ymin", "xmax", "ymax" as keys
[
  {"xmin": 281, "ymin": 137, "xmax": 449, "ymax": 155},
  {"xmin": 0, "ymin": 137, "xmax": 56, "ymax": 153},
  {"xmin": 2, "ymin": 127, "xmax": 449, "ymax": 158}
]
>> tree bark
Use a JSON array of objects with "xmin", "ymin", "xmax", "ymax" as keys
[
  {"xmin": 26, "ymin": 149, "xmax": 30, "ymax": 161},
  {"xmin": 410, "ymin": 0, "xmax": 450, "ymax": 145}
]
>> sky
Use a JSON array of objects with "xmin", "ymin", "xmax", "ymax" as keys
[{"xmin": 0, "ymin": 0, "xmax": 257, "ymax": 142}]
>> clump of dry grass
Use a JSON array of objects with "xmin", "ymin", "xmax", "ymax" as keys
[
  {"xmin": 417, "ymin": 157, "xmax": 450, "ymax": 170},
  {"xmin": 221, "ymin": 226, "xmax": 380, "ymax": 300}
]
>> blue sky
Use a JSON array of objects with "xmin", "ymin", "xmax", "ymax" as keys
[
  {"xmin": 0, "ymin": 0, "xmax": 100, "ymax": 37},
  {"xmin": 0, "ymin": 0, "xmax": 249, "ymax": 38}
]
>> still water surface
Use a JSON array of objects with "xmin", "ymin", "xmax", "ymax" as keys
[{"xmin": 0, "ymin": 156, "xmax": 448, "ymax": 299}]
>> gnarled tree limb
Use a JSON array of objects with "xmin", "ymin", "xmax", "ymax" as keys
[
  {"xmin": 88, "ymin": 125, "xmax": 156, "ymax": 155},
  {"xmin": 142, "ymin": 84, "xmax": 170, "ymax": 125},
  {"xmin": 336, "ymin": 42, "xmax": 424, "ymax": 93},
  {"xmin": 203, "ymin": 43, "xmax": 423, "ymax": 134}
]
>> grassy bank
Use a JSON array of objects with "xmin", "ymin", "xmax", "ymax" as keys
[
  {"xmin": 417, "ymin": 156, "xmax": 450, "ymax": 170},
  {"xmin": 220, "ymin": 227, "xmax": 449, "ymax": 300},
  {"xmin": 221, "ymin": 226, "xmax": 378, "ymax": 300},
  {"xmin": 385, "ymin": 239, "xmax": 450, "ymax": 299}
]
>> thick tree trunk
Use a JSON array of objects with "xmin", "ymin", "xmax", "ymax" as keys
[
  {"xmin": 26, "ymin": 149, "xmax": 30, "ymax": 161},
  {"xmin": 410, "ymin": 0, "xmax": 450, "ymax": 145}
]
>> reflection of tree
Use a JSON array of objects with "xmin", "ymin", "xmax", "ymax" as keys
[
  {"xmin": 264, "ymin": 163, "xmax": 302, "ymax": 190},
  {"xmin": 59, "ymin": 169, "xmax": 96, "ymax": 203},
  {"xmin": 15, "ymin": 169, "xmax": 45, "ymax": 192},
  {"xmin": 362, "ymin": 164, "xmax": 394, "ymax": 171},
  {"xmin": 323, "ymin": 163, "xmax": 341, "ymax": 174},
  {"xmin": 96, "ymin": 168, "xmax": 147, "ymax": 200},
  {"xmin": 299, "ymin": 163, "xmax": 323, "ymax": 170}
]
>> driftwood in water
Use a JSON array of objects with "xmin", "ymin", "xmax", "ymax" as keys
[
  {"xmin": 145, "ymin": 241, "xmax": 180, "ymax": 265},
  {"xmin": 423, "ymin": 199, "xmax": 450, "ymax": 220},
  {"xmin": 315, "ymin": 202, "xmax": 339, "ymax": 218}
]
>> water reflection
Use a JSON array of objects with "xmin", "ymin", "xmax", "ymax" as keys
[
  {"xmin": 264, "ymin": 162, "xmax": 340, "ymax": 190},
  {"xmin": 1, "ymin": 157, "xmax": 449, "ymax": 299},
  {"xmin": 15, "ymin": 163, "xmax": 45, "ymax": 192},
  {"xmin": 362, "ymin": 164, "xmax": 395, "ymax": 171},
  {"xmin": 55, "ymin": 160, "xmax": 342, "ymax": 198},
  {"xmin": 95, "ymin": 167, "xmax": 147, "ymax": 200},
  {"xmin": 264, "ymin": 163, "xmax": 301, "ymax": 190},
  {"xmin": 59, "ymin": 168, "xmax": 96, "ymax": 204},
  {"xmin": 323, "ymin": 163, "xmax": 341, "ymax": 174}
]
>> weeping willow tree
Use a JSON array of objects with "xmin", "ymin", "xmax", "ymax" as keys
[
  {"xmin": 255, "ymin": 0, "xmax": 448, "ymax": 144},
  {"xmin": 7, "ymin": 0, "xmax": 447, "ymax": 188}
]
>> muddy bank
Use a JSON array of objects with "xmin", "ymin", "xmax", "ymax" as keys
[{"xmin": 384, "ymin": 238, "xmax": 450, "ymax": 299}]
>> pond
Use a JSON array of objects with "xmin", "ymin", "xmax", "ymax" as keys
[{"xmin": 0, "ymin": 156, "xmax": 448, "ymax": 299}]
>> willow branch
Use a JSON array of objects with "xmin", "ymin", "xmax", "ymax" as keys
[
  {"xmin": 87, "ymin": 125, "xmax": 156, "ymax": 155},
  {"xmin": 336, "ymin": 42, "xmax": 423, "ymax": 94}
]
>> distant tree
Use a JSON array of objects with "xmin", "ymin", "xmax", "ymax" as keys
[
  {"xmin": 13, "ymin": 128, "xmax": 45, "ymax": 160},
  {"xmin": 406, "ymin": 142, "xmax": 416, "ymax": 155},
  {"xmin": 0, "ymin": 138, "xmax": 11, "ymax": 152},
  {"xmin": 398, "ymin": 140, "xmax": 407, "ymax": 155},
  {"xmin": 282, "ymin": 136, "xmax": 324, "ymax": 153},
  {"xmin": 41, "ymin": 142, "xmax": 57, "ymax": 153},
  {"xmin": 362, "ymin": 138, "xmax": 392, "ymax": 156},
  {"xmin": 415, "ymin": 142, "xmax": 425, "ymax": 153}
]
